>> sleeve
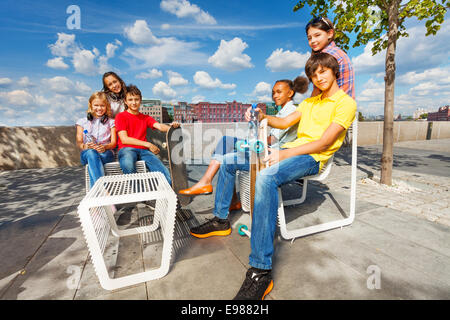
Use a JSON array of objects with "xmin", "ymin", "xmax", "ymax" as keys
[
  {"xmin": 75, "ymin": 118, "xmax": 85, "ymax": 128},
  {"xmin": 332, "ymin": 96, "xmax": 357, "ymax": 130},
  {"xmin": 269, "ymin": 103, "xmax": 297, "ymax": 139},
  {"xmin": 115, "ymin": 113, "xmax": 127, "ymax": 132},
  {"xmin": 146, "ymin": 115, "xmax": 157, "ymax": 130},
  {"xmin": 295, "ymin": 100, "xmax": 307, "ymax": 114}
]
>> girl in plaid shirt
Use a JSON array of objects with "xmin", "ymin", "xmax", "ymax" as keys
[{"xmin": 306, "ymin": 16, "xmax": 355, "ymax": 99}]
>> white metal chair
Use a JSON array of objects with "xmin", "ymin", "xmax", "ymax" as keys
[
  {"xmin": 85, "ymin": 160, "xmax": 147, "ymax": 193},
  {"xmin": 77, "ymin": 172, "xmax": 177, "ymax": 291},
  {"xmin": 238, "ymin": 118, "xmax": 358, "ymax": 240},
  {"xmin": 277, "ymin": 118, "xmax": 358, "ymax": 239}
]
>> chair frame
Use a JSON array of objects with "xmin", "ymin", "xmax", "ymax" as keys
[{"xmin": 237, "ymin": 118, "xmax": 358, "ymax": 240}]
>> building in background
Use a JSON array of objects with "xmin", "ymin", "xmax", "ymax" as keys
[
  {"xmin": 174, "ymin": 102, "xmax": 196, "ymax": 123},
  {"xmin": 413, "ymin": 108, "xmax": 429, "ymax": 120},
  {"xmin": 428, "ymin": 105, "xmax": 450, "ymax": 121},
  {"xmin": 141, "ymin": 99, "xmax": 170, "ymax": 123},
  {"xmin": 189, "ymin": 100, "xmax": 266, "ymax": 123}
]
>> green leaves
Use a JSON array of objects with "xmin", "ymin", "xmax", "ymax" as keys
[{"xmin": 293, "ymin": 0, "xmax": 449, "ymax": 56}]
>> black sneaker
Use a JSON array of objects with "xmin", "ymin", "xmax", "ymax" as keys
[
  {"xmin": 190, "ymin": 216, "xmax": 231, "ymax": 238},
  {"xmin": 233, "ymin": 268, "xmax": 274, "ymax": 300}
]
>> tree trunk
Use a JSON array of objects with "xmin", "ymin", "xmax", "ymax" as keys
[{"xmin": 380, "ymin": 0, "xmax": 399, "ymax": 186}]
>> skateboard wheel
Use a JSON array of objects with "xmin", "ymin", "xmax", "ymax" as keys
[
  {"xmin": 161, "ymin": 142, "xmax": 167, "ymax": 149},
  {"xmin": 236, "ymin": 140, "xmax": 246, "ymax": 152},
  {"xmin": 251, "ymin": 140, "xmax": 264, "ymax": 154},
  {"xmin": 237, "ymin": 224, "xmax": 248, "ymax": 236}
]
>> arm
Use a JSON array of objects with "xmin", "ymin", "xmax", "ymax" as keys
[
  {"xmin": 76, "ymin": 125, "xmax": 95, "ymax": 151},
  {"xmin": 117, "ymin": 130, "xmax": 160, "ymax": 154},
  {"xmin": 101, "ymin": 127, "xmax": 117, "ymax": 151},
  {"xmin": 265, "ymin": 122, "xmax": 345, "ymax": 166},
  {"xmin": 153, "ymin": 121, "xmax": 180, "ymax": 132},
  {"xmin": 245, "ymin": 106, "xmax": 301, "ymax": 130}
]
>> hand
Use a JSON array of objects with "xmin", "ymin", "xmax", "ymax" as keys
[
  {"xmin": 85, "ymin": 142, "xmax": 96, "ymax": 150},
  {"xmin": 93, "ymin": 144, "xmax": 106, "ymax": 153},
  {"xmin": 263, "ymin": 148, "xmax": 286, "ymax": 166},
  {"xmin": 244, "ymin": 107, "xmax": 263, "ymax": 122},
  {"xmin": 171, "ymin": 122, "xmax": 180, "ymax": 128},
  {"xmin": 147, "ymin": 143, "xmax": 160, "ymax": 155}
]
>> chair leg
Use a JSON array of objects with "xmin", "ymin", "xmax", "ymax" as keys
[{"xmin": 282, "ymin": 180, "xmax": 308, "ymax": 207}]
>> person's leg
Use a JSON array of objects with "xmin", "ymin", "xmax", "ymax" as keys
[
  {"xmin": 118, "ymin": 147, "xmax": 138, "ymax": 174},
  {"xmin": 249, "ymin": 154, "xmax": 320, "ymax": 270},
  {"xmin": 190, "ymin": 151, "xmax": 249, "ymax": 238},
  {"xmin": 81, "ymin": 149, "xmax": 106, "ymax": 188},
  {"xmin": 138, "ymin": 149, "xmax": 172, "ymax": 186},
  {"xmin": 234, "ymin": 154, "xmax": 319, "ymax": 300},
  {"xmin": 98, "ymin": 150, "xmax": 115, "ymax": 165},
  {"xmin": 179, "ymin": 136, "xmax": 238, "ymax": 195}
]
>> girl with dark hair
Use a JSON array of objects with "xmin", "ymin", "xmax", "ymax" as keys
[
  {"xmin": 178, "ymin": 76, "xmax": 309, "ymax": 200},
  {"xmin": 102, "ymin": 71, "xmax": 127, "ymax": 118},
  {"xmin": 305, "ymin": 16, "xmax": 354, "ymax": 98}
]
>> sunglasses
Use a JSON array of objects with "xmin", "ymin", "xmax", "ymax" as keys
[{"xmin": 306, "ymin": 16, "xmax": 332, "ymax": 30}]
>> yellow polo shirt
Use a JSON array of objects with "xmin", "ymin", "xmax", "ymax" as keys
[{"xmin": 281, "ymin": 89, "xmax": 356, "ymax": 169}]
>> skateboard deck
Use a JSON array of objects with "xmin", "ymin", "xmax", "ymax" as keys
[
  {"xmin": 249, "ymin": 118, "xmax": 269, "ymax": 216},
  {"xmin": 166, "ymin": 126, "xmax": 192, "ymax": 208}
]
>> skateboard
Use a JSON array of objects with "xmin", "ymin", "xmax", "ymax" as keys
[
  {"xmin": 165, "ymin": 126, "xmax": 193, "ymax": 208},
  {"xmin": 235, "ymin": 116, "xmax": 269, "ymax": 238}
]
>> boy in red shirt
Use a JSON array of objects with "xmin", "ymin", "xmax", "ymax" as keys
[{"xmin": 115, "ymin": 84, "xmax": 179, "ymax": 185}]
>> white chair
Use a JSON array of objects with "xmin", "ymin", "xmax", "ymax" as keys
[
  {"xmin": 238, "ymin": 118, "xmax": 358, "ymax": 240},
  {"xmin": 85, "ymin": 160, "xmax": 147, "ymax": 193},
  {"xmin": 77, "ymin": 172, "xmax": 177, "ymax": 291}
]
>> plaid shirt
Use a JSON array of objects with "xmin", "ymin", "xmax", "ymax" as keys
[{"xmin": 320, "ymin": 41, "xmax": 355, "ymax": 99}]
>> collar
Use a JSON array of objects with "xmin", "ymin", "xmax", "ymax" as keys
[
  {"xmin": 322, "ymin": 41, "xmax": 337, "ymax": 52},
  {"xmin": 317, "ymin": 89, "xmax": 346, "ymax": 102},
  {"xmin": 278, "ymin": 100, "xmax": 294, "ymax": 112}
]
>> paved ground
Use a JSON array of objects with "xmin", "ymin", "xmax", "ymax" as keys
[{"xmin": 0, "ymin": 139, "xmax": 449, "ymax": 300}]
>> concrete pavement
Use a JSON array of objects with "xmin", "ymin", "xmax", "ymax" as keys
[{"xmin": 0, "ymin": 139, "xmax": 449, "ymax": 300}]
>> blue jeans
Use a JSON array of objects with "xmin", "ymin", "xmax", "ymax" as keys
[
  {"xmin": 211, "ymin": 136, "xmax": 239, "ymax": 163},
  {"xmin": 118, "ymin": 147, "xmax": 172, "ymax": 185},
  {"xmin": 81, "ymin": 149, "xmax": 115, "ymax": 188},
  {"xmin": 214, "ymin": 151, "xmax": 320, "ymax": 270}
]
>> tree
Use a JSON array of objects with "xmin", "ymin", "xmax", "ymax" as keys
[
  {"xmin": 358, "ymin": 111, "xmax": 365, "ymax": 122},
  {"xmin": 294, "ymin": 0, "xmax": 449, "ymax": 185}
]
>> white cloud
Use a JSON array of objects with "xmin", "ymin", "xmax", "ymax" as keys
[
  {"xmin": 136, "ymin": 68, "xmax": 163, "ymax": 79},
  {"xmin": 0, "ymin": 90, "xmax": 34, "ymax": 106},
  {"xmin": 152, "ymin": 81, "xmax": 177, "ymax": 99},
  {"xmin": 191, "ymin": 95, "xmax": 205, "ymax": 103},
  {"xmin": 266, "ymin": 49, "xmax": 310, "ymax": 72},
  {"xmin": 124, "ymin": 36, "xmax": 206, "ymax": 68},
  {"xmin": 47, "ymin": 33, "xmax": 121, "ymax": 76},
  {"xmin": 160, "ymin": 0, "xmax": 217, "ymax": 25},
  {"xmin": 251, "ymin": 81, "xmax": 272, "ymax": 102},
  {"xmin": 46, "ymin": 57, "xmax": 70, "ymax": 70},
  {"xmin": 49, "ymin": 33, "xmax": 77, "ymax": 57},
  {"xmin": 167, "ymin": 70, "xmax": 188, "ymax": 86},
  {"xmin": 0, "ymin": 78, "xmax": 13, "ymax": 87},
  {"xmin": 72, "ymin": 49, "xmax": 97, "ymax": 76},
  {"xmin": 124, "ymin": 20, "xmax": 161, "ymax": 45},
  {"xmin": 353, "ymin": 19, "xmax": 450, "ymax": 75},
  {"xmin": 41, "ymin": 76, "xmax": 92, "ymax": 95},
  {"xmin": 193, "ymin": 71, "xmax": 236, "ymax": 90},
  {"xmin": 17, "ymin": 76, "xmax": 34, "ymax": 88},
  {"xmin": 208, "ymin": 37, "xmax": 253, "ymax": 72}
]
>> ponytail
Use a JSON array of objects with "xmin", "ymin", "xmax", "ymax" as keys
[{"xmin": 276, "ymin": 76, "xmax": 309, "ymax": 96}]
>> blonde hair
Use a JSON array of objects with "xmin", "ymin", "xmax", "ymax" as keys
[{"xmin": 87, "ymin": 92, "xmax": 112, "ymax": 119}]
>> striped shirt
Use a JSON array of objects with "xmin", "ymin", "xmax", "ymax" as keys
[
  {"xmin": 76, "ymin": 117, "xmax": 115, "ymax": 145},
  {"xmin": 320, "ymin": 41, "xmax": 355, "ymax": 99}
]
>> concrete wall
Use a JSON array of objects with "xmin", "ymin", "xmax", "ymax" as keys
[{"xmin": 1, "ymin": 121, "xmax": 450, "ymax": 170}]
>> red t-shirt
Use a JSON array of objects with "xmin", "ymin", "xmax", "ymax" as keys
[{"xmin": 115, "ymin": 111, "xmax": 157, "ymax": 149}]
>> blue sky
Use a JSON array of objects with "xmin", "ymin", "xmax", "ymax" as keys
[{"xmin": 0, "ymin": 0, "xmax": 449, "ymax": 126}]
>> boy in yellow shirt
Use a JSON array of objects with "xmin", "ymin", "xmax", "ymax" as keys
[{"xmin": 190, "ymin": 52, "xmax": 357, "ymax": 300}]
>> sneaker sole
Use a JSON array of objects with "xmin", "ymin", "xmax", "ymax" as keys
[
  {"xmin": 190, "ymin": 228, "xmax": 231, "ymax": 238},
  {"xmin": 262, "ymin": 280, "xmax": 274, "ymax": 300}
]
